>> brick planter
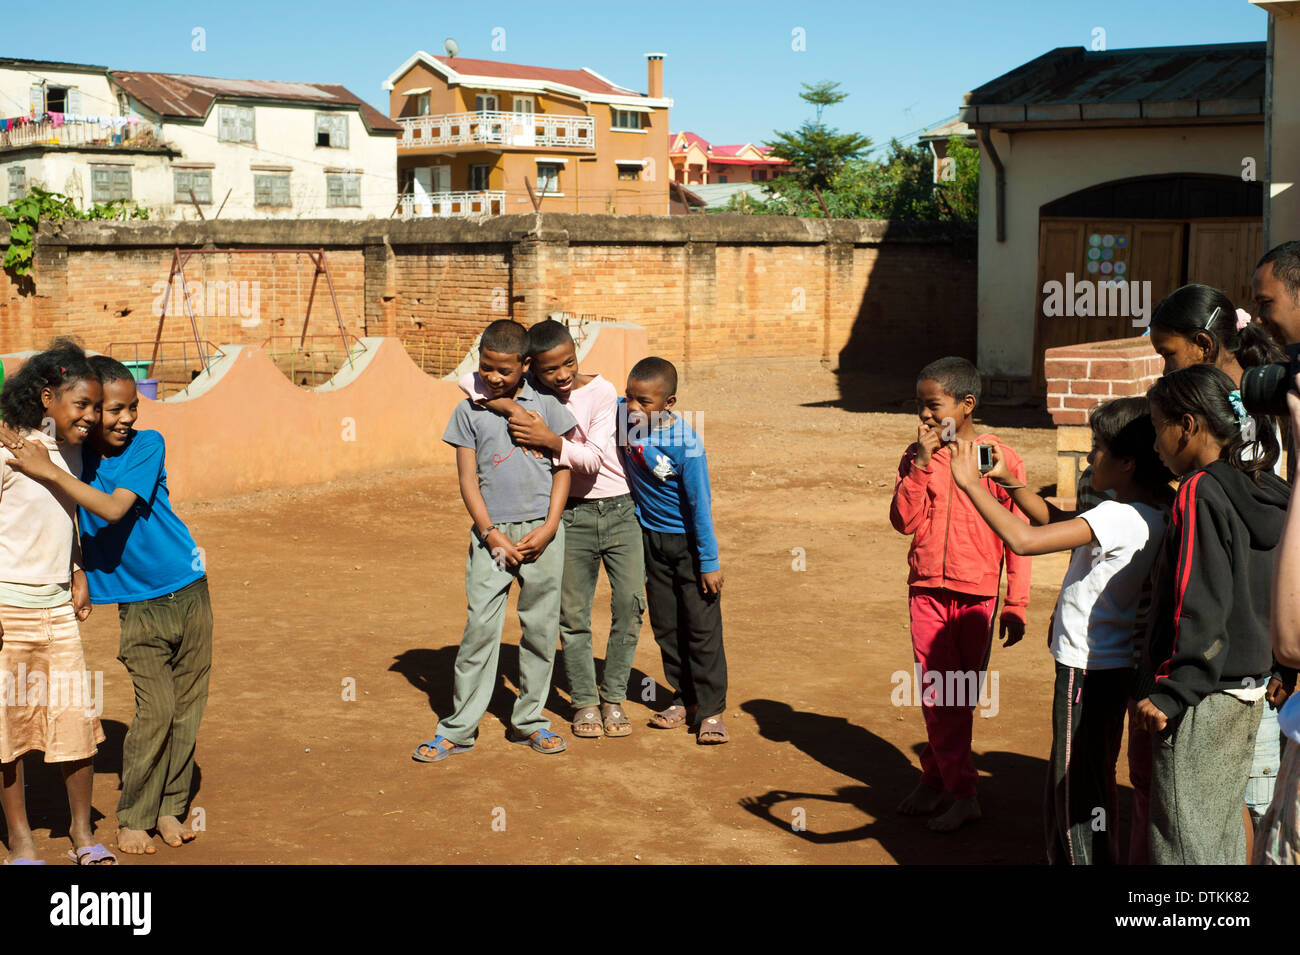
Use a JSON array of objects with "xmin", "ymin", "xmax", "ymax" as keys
[{"xmin": 1043, "ymin": 337, "xmax": 1160, "ymax": 506}]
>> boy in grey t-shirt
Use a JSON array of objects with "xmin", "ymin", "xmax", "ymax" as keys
[{"xmin": 412, "ymin": 320, "xmax": 577, "ymax": 762}]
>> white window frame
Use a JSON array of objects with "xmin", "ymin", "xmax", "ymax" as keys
[
  {"xmin": 219, "ymin": 106, "xmax": 256, "ymax": 143},
  {"xmin": 325, "ymin": 173, "xmax": 361, "ymax": 207},
  {"xmin": 315, "ymin": 112, "xmax": 349, "ymax": 149},
  {"xmin": 90, "ymin": 166, "xmax": 132, "ymax": 202},
  {"xmin": 611, "ymin": 108, "xmax": 644, "ymax": 131},
  {"xmin": 475, "ymin": 93, "xmax": 499, "ymax": 113},
  {"xmin": 253, "ymin": 172, "xmax": 291, "ymax": 207},
  {"xmin": 8, "ymin": 165, "xmax": 26, "ymax": 201},
  {"xmin": 174, "ymin": 169, "xmax": 213, "ymax": 204},
  {"xmin": 535, "ymin": 161, "xmax": 562, "ymax": 195},
  {"xmin": 416, "ymin": 93, "xmax": 430, "ymax": 115},
  {"xmin": 616, "ymin": 161, "xmax": 643, "ymax": 181}
]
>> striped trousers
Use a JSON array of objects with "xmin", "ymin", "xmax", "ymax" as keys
[{"xmin": 115, "ymin": 577, "xmax": 213, "ymax": 831}]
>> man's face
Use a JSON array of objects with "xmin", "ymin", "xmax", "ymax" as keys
[{"xmin": 1253, "ymin": 262, "xmax": 1300, "ymax": 345}]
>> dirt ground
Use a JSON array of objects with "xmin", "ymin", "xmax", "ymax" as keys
[{"xmin": 13, "ymin": 358, "xmax": 1126, "ymax": 865}]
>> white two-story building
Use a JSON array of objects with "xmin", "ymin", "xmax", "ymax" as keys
[{"xmin": 0, "ymin": 57, "xmax": 399, "ymax": 219}]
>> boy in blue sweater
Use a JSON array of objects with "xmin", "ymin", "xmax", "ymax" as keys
[{"xmin": 618, "ymin": 357, "xmax": 728, "ymax": 743}]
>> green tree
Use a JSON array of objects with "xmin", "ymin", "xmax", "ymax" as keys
[{"xmin": 764, "ymin": 81, "xmax": 872, "ymax": 191}]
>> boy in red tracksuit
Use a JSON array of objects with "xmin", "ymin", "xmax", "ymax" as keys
[{"xmin": 890, "ymin": 357, "xmax": 1031, "ymax": 832}]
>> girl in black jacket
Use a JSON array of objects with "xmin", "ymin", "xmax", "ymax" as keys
[{"xmin": 1135, "ymin": 365, "xmax": 1289, "ymax": 864}]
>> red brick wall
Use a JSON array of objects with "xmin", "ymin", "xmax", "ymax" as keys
[
  {"xmin": 1044, "ymin": 338, "xmax": 1162, "ymax": 425},
  {"xmin": 2, "ymin": 216, "xmax": 976, "ymax": 381}
]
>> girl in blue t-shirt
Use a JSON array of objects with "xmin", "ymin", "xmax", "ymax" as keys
[{"xmin": 2, "ymin": 355, "xmax": 212, "ymax": 858}]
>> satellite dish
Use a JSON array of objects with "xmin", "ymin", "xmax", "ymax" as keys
[{"xmin": 444, "ymin": 38, "xmax": 459, "ymax": 58}]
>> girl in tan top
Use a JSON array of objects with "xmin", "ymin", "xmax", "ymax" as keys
[{"xmin": 0, "ymin": 341, "xmax": 115, "ymax": 865}]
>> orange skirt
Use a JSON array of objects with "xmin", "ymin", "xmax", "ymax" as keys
[{"xmin": 0, "ymin": 602, "xmax": 106, "ymax": 763}]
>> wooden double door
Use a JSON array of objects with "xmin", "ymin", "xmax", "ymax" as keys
[{"xmin": 1032, "ymin": 217, "xmax": 1263, "ymax": 394}]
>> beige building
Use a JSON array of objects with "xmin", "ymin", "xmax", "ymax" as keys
[
  {"xmin": 959, "ymin": 42, "xmax": 1267, "ymax": 396},
  {"xmin": 0, "ymin": 58, "xmax": 399, "ymax": 219},
  {"xmin": 1256, "ymin": 0, "xmax": 1300, "ymax": 245}
]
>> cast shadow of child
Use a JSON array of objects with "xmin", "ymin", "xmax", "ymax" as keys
[{"xmin": 740, "ymin": 699, "xmax": 1047, "ymax": 864}]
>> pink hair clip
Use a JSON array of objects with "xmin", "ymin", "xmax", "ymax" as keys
[{"xmin": 1235, "ymin": 308, "xmax": 1252, "ymax": 330}]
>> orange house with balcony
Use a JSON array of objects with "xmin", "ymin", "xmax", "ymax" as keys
[
  {"xmin": 384, "ymin": 52, "xmax": 672, "ymax": 216},
  {"xmin": 669, "ymin": 131, "xmax": 791, "ymax": 185}
]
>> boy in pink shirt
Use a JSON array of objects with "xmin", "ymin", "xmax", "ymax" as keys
[{"xmin": 458, "ymin": 320, "xmax": 645, "ymax": 738}]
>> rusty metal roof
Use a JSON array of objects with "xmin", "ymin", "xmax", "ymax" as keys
[
  {"xmin": 110, "ymin": 71, "xmax": 400, "ymax": 133},
  {"xmin": 960, "ymin": 42, "xmax": 1265, "ymax": 127}
]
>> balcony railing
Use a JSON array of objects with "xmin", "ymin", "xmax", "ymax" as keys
[
  {"xmin": 398, "ymin": 190, "xmax": 506, "ymax": 218},
  {"xmin": 0, "ymin": 117, "xmax": 163, "ymax": 151},
  {"xmin": 397, "ymin": 111, "xmax": 595, "ymax": 151}
]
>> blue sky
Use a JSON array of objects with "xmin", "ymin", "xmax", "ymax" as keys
[{"xmin": 21, "ymin": 0, "xmax": 1269, "ymax": 153}]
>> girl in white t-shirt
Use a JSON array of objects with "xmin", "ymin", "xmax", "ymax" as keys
[{"xmin": 951, "ymin": 396, "xmax": 1174, "ymax": 864}]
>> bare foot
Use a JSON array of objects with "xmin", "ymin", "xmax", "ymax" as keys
[
  {"xmin": 116, "ymin": 828, "xmax": 157, "ymax": 855},
  {"xmin": 898, "ymin": 781, "xmax": 946, "ymax": 815},
  {"xmin": 4, "ymin": 833, "xmax": 39, "ymax": 864},
  {"xmin": 157, "ymin": 815, "xmax": 198, "ymax": 848},
  {"xmin": 927, "ymin": 796, "xmax": 982, "ymax": 832}
]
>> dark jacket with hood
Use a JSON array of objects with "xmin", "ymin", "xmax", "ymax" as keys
[{"xmin": 1143, "ymin": 460, "xmax": 1289, "ymax": 721}]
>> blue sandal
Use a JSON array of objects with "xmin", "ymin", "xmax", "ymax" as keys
[
  {"xmin": 412, "ymin": 736, "xmax": 471, "ymax": 763},
  {"xmin": 508, "ymin": 727, "xmax": 567, "ymax": 755}
]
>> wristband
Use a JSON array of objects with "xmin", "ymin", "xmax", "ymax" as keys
[{"xmin": 482, "ymin": 524, "xmax": 497, "ymax": 537}]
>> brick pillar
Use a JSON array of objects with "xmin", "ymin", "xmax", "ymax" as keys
[
  {"xmin": 823, "ymin": 240, "xmax": 853, "ymax": 364},
  {"xmin": 683, "ymin": 240, "xmax": 717, "ymax": 374},
  {"xmin": 362, "ymin": 234, "xmax": 393, "ymax": 338},
  {"xmin": 35, "ymin": 242, "xmax": 69, "ymax": 348},
  {"xmin": 509, "ymin": 220, "xmax": 570, "ymax": 327},
  {"xmin": 1044, "ymin": 337, "xmax": 1162, "ymax": 507}
]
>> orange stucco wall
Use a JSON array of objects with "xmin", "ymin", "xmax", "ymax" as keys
[
  {"xmin": 0, "ymin": 323, "xmax": 648, "ymax": 503},
  {"xmin": 391, "ymin": 60, "xmax": 669, "ymax": 214}
]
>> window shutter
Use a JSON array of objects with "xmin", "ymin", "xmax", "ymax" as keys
[
  {"xmin": 196, "ymin": 171, "xmax": 212, "ymax": 204},
  {"xmin": 345, "ymin": 175, "xmax": 359, "ymax": 205},
  {"xmin": 68, "ymin": 89, "xmax": 83, "ymax": 113},
  {"xmin": 254, "ymin": 175, "xmax": 270, "ymax": 205},
  {"xmin": 237, "ymin": 107, "xmax": 254, "ymax": 142},
  {"xmin": 219, "ymin": 108, "xmax": 236, "ymax": 142},
  {"xmin": 327, "ymin": 175, "xmax": 343, "ymax": 205},
  {"xmin": 274, "ymin": 175, "xmax": 289, "ymax": 206},
  {"xmin": 334, "ymin": 115, "xmax": 348, "ymax": 148},
  {"xmin": 29, "ymin": 85, "xmax": 43, "ymax": 114},
  {"xmin": 175, "ymin": 170, "xmax": 190, "ymax": 201},
  {"xmin": 112, "ymin": 169, "xmax": 131, "ymax": 199}
]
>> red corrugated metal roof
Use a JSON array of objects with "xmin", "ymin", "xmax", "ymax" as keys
[
  {"xmin": 111, "ymin": 71, "xmax": 400, "ymax": 132},
  {"xmin": 431, "ymin": 56, "xmax": 633, "ymax": 96}
]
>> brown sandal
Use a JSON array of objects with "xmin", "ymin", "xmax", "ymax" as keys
[
  {"xmin": 697, "ymin": 715, "xmax": 729, "ymax": 745},
  {"xmin": 601, "ymin": 702, "xmax": 632, "ymax": 737},
  {"xmin": 571, "ymin": 706, "xmax": 603, "ymax": 738},
  {"xmin": 649, "ymin": 704, "xmax": 690, "ymax": 729}
]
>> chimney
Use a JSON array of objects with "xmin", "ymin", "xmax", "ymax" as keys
[{"xmin": 645, "ymin": 53, "xmax": 664, "ymax": 99}]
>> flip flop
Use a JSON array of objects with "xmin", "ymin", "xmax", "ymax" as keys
[
  {"xmin": 601, "ymin": 702, "xmax": 632, "ymax": 737},
  {"xmin": 571, "ymin": 706, "xmax": 603, "ymax": 739},
  {"xmin": 697, "ymin": 716, "xmax": 729, "ymax": 745},
  {"xmin": 68, "ymin": 844, "xmax": 118, "ymax": 865},
  {"xmin": 508, "ymin": 727, "xmax": 567, "ymax": 754},
  {"xmin": 3, "ymin": 857, "xmax": 45, "ymax": 865},
  {"xmin": 412, "ymin": 735, "xmax": 471, "ymax": 763}
]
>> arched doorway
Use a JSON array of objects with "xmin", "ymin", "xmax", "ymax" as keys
[{"xmin": 1031, "ymin": 174, "xmax": 1263, "ymax": 393}]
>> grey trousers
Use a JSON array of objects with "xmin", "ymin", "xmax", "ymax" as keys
[
  {"xmin": 436, "ymin": 519, "xmax": 565, "ymax": 746},
  {"xmin": 1150, "ymin": 691, "xmax": 1262, "ymax": 865},
  {"xmin": 559, "ymin": 494, "xmax": 645, "ymax": 708}
]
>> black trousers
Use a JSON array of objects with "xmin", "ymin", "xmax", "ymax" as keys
[{"xmin": 642, "ymin": 529, "xmax": 727, "ymax": 722}]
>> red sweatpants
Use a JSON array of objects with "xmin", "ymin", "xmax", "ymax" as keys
[{"xmin": 909, "ymin": 587, "xmax": 998, "ymax": 800}]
